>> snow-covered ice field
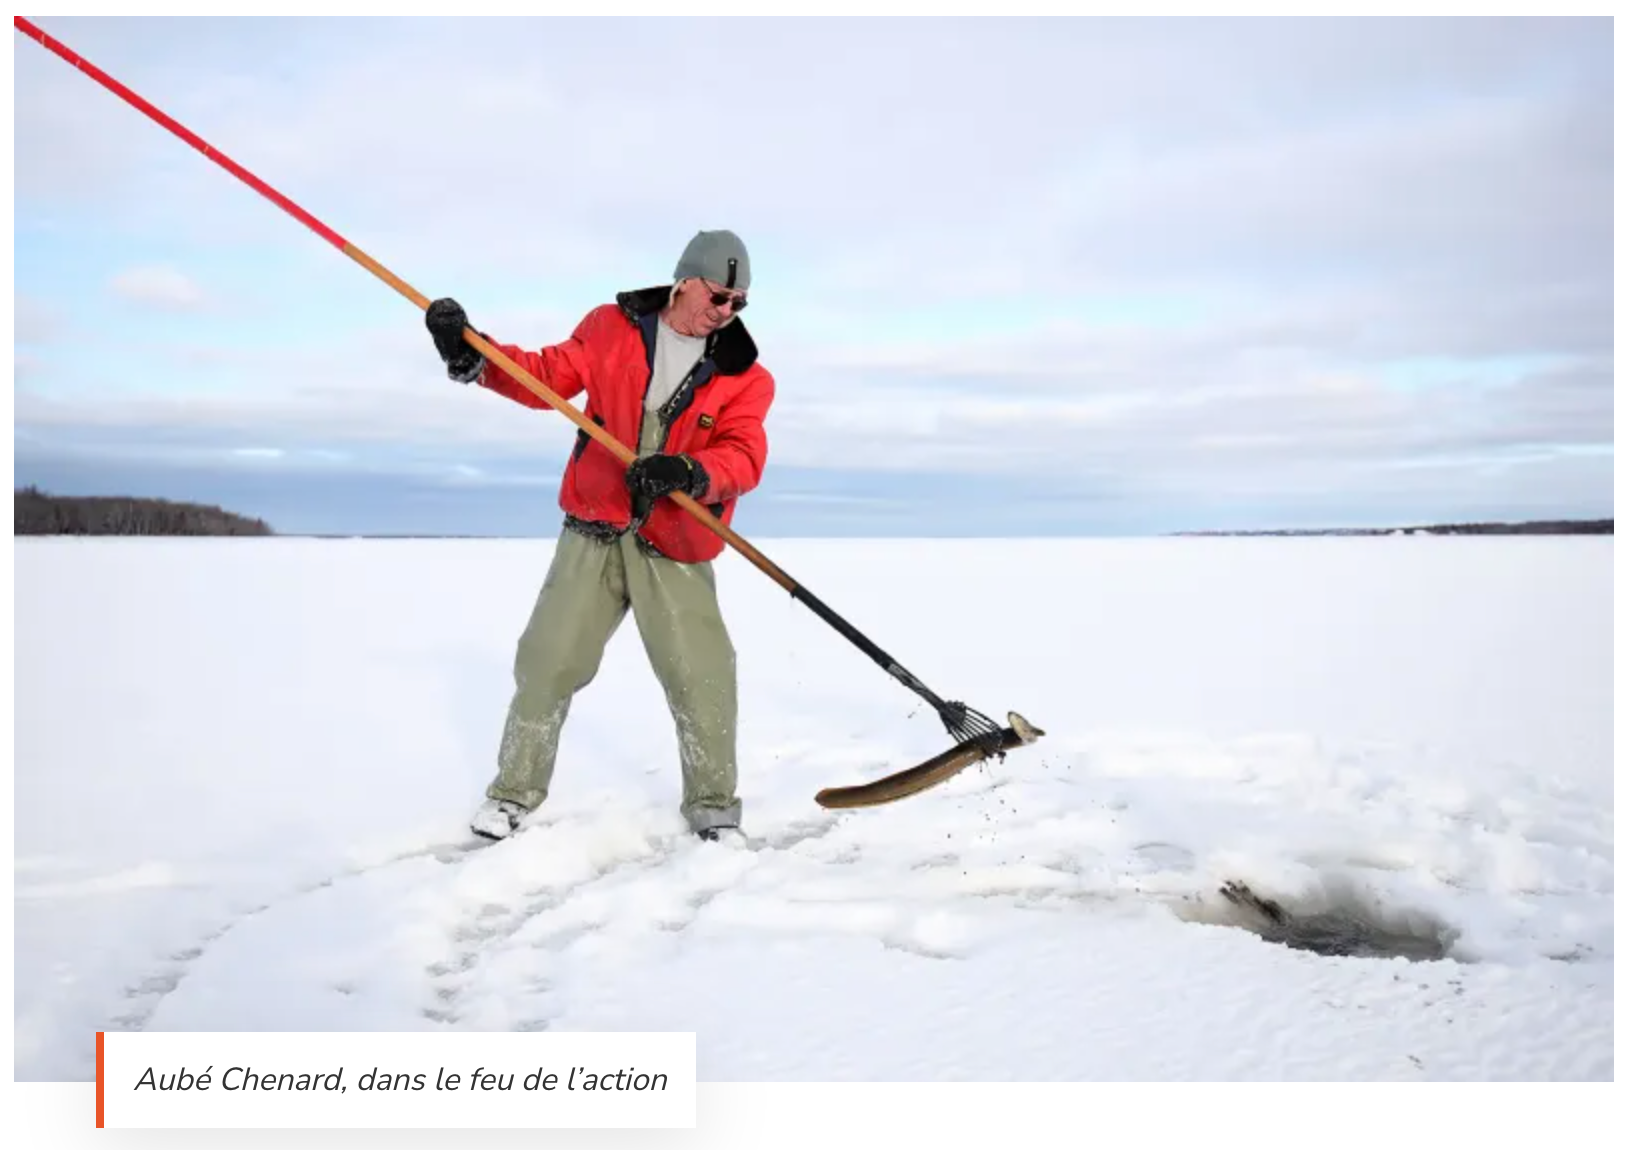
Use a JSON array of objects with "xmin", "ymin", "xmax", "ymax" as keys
[{"xmin": 13, "ymin": 534, "xmax": 1613, "ymax": 1081}]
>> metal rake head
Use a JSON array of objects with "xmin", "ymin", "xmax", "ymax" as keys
[{"xmin": 936, "ymin": 699, "xmax": 1006, "ymax": 749}]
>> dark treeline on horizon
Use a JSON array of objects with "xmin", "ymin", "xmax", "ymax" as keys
[
  {"xmin": 1176, "ymin": 519, "xmax": 1612, "ymax": 537},
  {"xmin": 15, "ymin": 486, "xmax": 274, "ymax": 536}
]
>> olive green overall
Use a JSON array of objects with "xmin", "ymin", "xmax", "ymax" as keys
[{"xmin": 485, "ymin": 416, "xmax": 740, "ymax": 834}]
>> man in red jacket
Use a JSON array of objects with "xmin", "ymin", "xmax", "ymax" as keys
[{"xmin": 424, "ymin": 230, "xmax": 773, "ymax": 843}]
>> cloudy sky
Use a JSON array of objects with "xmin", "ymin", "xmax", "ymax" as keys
[{"xmin": 13, "ymin": 16, "xmax": 1613, "ymax": 536}]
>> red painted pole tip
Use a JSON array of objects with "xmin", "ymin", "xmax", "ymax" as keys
[
  {"xmin": 14, "ymin": 15, "xmax": 350, "ymax": 252},
  {"xmin": 95, "ymin": 1030, "xmax": 105, "ymax": 1128}
]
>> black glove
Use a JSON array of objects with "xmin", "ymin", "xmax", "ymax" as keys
[
  {"xmin": 626, "ymin": 453, "xmax": 707, "ymax": 521},
  {"xmin": 425, "ymin": 297, "xmax": 485, "ymax": 383}
]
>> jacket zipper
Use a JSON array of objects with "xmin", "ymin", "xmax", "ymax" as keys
[
  {"xmin": 631, "ymin": 314, "xmax": 713, "ymax": 528},
  {"xmin": 634, "ymin": 317, "xmax": 704, "ymax": 455},
  {"xmin": 657, "ymin": 363, "xmax": 706, "ymax": 453}
]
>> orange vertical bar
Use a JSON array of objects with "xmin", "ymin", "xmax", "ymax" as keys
[{"xmin": 95, "ymin": 1031, "xmax": 104, "ymax": 1127}]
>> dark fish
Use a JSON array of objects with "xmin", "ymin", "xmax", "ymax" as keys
[{"xmin": 814, "ymin": 712, "xmax": 1045, "ymax": 809}]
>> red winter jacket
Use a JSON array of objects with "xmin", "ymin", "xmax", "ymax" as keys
[{"xmin": 473, "ymin": 285, "xmax": 775, "ymax": 564}]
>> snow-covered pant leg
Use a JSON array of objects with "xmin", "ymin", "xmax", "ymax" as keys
[
  {"xmin": 487, "ymin": 528, "xmax": 628, "ymax": 810},
  {"xmin": 621, "ymin": 534, "xmax": 741, "ymax": 834}
]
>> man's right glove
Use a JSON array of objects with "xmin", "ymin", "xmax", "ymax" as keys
[
  {"xmin": 625, "ymin": 452, "xmax": 707, "ymax": 524},
  {"xmin": 425, "ymin": 297, "xmax": 486, "ymax": 383}
]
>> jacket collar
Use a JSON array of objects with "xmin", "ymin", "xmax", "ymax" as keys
[{"xmin": 615, "ymin": 284, "xmax": 758, "ymax": 376}]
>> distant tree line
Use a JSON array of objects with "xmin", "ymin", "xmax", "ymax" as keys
[
  {"xmin": 14, "ymin": 486, "xmax": 274, "ymax": 536},
  {"xmin": 1177, "ymin": 519, "xmax": 1612, "ymax": 537},
  {"xmin": 1414, "ymin": 519, "xmax": 1613, "ymax": 536}
]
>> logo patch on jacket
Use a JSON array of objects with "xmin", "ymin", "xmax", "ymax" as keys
[{"xmin": 698, "ymin": 414, "xmax": 715, "ymax": 429}]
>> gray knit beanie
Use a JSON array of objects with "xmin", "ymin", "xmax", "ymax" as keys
[{"xmin": 674, "ymin": 229, "xmax": 751, "ymax": 291}]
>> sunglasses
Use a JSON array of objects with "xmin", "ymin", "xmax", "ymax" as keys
[{"xmin": 702, "ymin": 283, "xmax": 748, "ymax": 312}]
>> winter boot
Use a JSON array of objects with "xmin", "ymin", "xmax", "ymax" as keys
[{"xmin": 470, "ymin": 798, "xmax": 528, "ymax": 841}]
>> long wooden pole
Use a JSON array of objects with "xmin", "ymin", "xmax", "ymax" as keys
[
  {"xmin": 15, "ymin": 15, "xmax": 1001, "ymax": 742},
  {"xmin": 12, "ymin": 17, "xmax": 795, "ymax": 585}
]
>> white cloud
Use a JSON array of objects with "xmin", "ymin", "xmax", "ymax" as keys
[
  {"xmin": 16, "ymin": 295, "xmax": 61, "ymax": 343},
  {"xmin": 108, "ymin": 266, "xmax": 206, "ymax": 310},
  {"xmin": 16, "ymin": 352, "xmax": 46, "ymax": 382}
]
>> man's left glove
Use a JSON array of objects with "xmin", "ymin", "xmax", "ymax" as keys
[
  {"xmin": 425, "ymin": 298, "xmax": 487, "ymax": 383},
  {"xmin": 626, "ymin": 453, "xmax": 707, "ymax": 521}
]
